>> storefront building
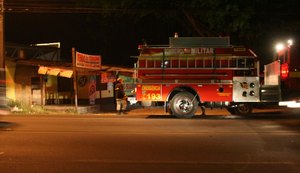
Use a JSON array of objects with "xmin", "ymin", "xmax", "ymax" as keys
[{"xmin": 4, "ymin": 43, "xmax": 134, "ymax": 112}]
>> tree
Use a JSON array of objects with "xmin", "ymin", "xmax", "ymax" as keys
[{"xmin": 75, "ymin": 0, "xmax": 300, "ymax": 65}]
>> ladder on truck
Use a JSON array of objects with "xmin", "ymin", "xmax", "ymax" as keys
[{"xmin": 137, "ymin": 51, "xmax": 256, "ymax": 70}]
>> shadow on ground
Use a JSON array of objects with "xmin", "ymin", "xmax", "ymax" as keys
[
  {"xmin": 0, "ymin": 121, "xmax": 16, "ymax": 130},
  {"xmin": 146, "ymin": 110, "xmax": 300, "ymax": 120}
]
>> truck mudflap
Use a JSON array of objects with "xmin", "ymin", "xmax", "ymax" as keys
[{"xmin": 279, "ymin": 101, "xmax": 300, "ymax": 108}]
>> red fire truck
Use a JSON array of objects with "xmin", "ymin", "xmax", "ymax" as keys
[{"xmin": 135, "ymin": 37, "xmax": 262, "ymax": 118}]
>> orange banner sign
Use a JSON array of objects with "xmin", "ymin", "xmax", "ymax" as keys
[{"xmin": 76, "ymin": 52, "xmax": 101, "ymax": 70}]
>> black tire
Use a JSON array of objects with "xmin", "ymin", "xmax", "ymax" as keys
[
  {"xmin": 235, "ymin": 103, "xmax": 253, "ymax": 115},
  {"xmin": 169, "ymin": 92, "xmax": 198, "ymax": 118}
]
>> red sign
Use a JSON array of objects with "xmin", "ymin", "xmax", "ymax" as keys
[{"xmin": 76, "ymin": 52, "xmax": 101, "ymax": 70}]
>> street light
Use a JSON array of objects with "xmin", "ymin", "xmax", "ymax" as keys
[
  {"xmin": 287, "ymin": 39, "xmax": 293, "ymax": 47},
  {"xmin": 275, "ymin": 43, "xmax": 285, "ymax": 52}
]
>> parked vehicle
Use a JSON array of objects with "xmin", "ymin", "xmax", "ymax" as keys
[{"xmin": 134, "ymin": 37, "xmax": 300, "ymax": 118}]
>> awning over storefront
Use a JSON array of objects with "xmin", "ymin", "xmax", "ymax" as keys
[
  {"xmin": 37, "ymin": 65, "xmax": 134, "ymax": 78},
  {"xmin": 28, "ymin": 60, "xmax": 133, "ymax": 79},
  {"xmin": 38, "ymin": 66, "xmax": 73, "ymax": 78}
]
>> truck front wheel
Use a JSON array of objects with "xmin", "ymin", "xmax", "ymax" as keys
[{"xmin": 169, "ymin": 92, "xmax": 198, "ymax": 118}]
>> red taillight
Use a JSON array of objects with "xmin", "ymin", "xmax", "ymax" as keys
[{"xmin": 281, "ymin": 63, "xmax": 289, "ymax": 80}]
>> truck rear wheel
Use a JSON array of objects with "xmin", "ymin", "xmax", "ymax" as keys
[
  {"xmin": 169, "ymin": 92, "xmax": 198, "ymax": 118},
  {"xmin": 235, "ymin": 103, "xmax": 253, "ymax": 115}
]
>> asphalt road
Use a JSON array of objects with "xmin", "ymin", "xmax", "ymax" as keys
[{"xmin": 1, "ymin": 109, "xmax": 300, "ymax": 173}]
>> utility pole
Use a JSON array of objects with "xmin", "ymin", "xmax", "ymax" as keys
[
  {"xmin": 0, "ymin": 0, "xmax": 5, "ymax": 107},
  {"xmin": 0, "ymin": 0, "xmax": 3, "ymax": 68},
  {"xmin": 72, "ymin": 48, "xmax": 78, "ymax": 113}
]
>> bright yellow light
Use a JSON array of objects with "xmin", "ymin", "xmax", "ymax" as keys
[
  {"xmin": 275, "ymin": 43, "xmax": 285, "ymax": 52},
  {"xmin": 287, "ymin": 39, "xmax": 293, "ymax": 46}
]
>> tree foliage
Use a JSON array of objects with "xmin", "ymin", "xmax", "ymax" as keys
[{"xmin": 75, "ymin": 0, "xmax": 300, "ymax": 65}]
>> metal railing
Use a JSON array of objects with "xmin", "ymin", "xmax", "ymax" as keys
[{"xmin": 138, "ymin": 55, "xmax": 256, "ymax": 70}]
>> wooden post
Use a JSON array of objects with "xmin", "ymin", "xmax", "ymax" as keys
[
  {"xmin": 72, "ymin": 48, "xmax": 78, "ymax": 113},
  {"xmin": 40, "ymin": 76, "xmax": 44, "ymax": 106}
]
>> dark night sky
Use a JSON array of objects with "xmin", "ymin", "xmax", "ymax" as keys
[
  {"xmin": 5, "ymin": 12, "xmax": 174, "ymax": 67},
  {"xmin": 4, "ymin": 13, "xmax": 132, "ymax": 65},
  {"xmin": 5, "ymin": 12, "xmax": 184, "ymax": 67},
  {"xmin": 4, "ymin": 0, "xmax": 300, "ymax": 67}
]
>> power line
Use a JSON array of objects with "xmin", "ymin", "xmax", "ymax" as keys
[
  {"xmin": 3, "ymin": 1, "xmax": 300, "ymax": 16},
  {"xmin": 3, "ymin": 1, "xmax": 142, "ymax": 14}
]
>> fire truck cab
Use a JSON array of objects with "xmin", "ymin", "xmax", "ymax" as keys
[{"xmin": 135, "ymin": 37, "xmax": 260, "ymax": 118}]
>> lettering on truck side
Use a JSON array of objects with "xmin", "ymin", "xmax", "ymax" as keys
[
  {"xmin": 164, "ymin": 48, "xmax": 214, "ymax": 55},
  {"xmin": 141, "ymin": 85, "xmax": 162, "ymax": 101},
  {"xmin": 142, "ymin": 85, "xmax": 161, "ymax": 91},
  {"xmin": 197, "ymin": 48, "xmax": 214, "ymax": 54}
]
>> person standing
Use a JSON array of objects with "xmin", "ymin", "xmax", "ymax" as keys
[{"xmin": 115, "ymin": 77, "xmax": 127, "ymax": 115}]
